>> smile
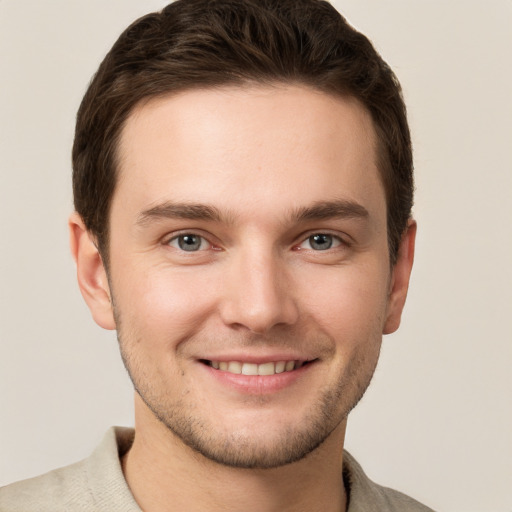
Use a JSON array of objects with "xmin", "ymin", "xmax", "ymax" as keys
[{"xmin": 203, "ymin": 360, "xmax": 312, "ymax": 376}]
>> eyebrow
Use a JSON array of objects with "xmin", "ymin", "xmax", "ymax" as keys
[
  {"xmin": 137, "ymin": 202, "xmax": 227, "ymax": 226},
  {"xmin": 291, "ymin": 199, "xmax": 369, "ymax": 222},
  {"xmin": 136, "ymin": 199, "xmax": 369, "ymax": 227}
]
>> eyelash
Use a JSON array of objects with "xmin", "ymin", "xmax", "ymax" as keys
[
  {"xmin": 166, "ymin": 232, "xmax": 216, "ymax": 252},
  {"xmin": 164, "ymin": 231, "xmax": 348, "ymax": 253},
  {"xmin": 295, "ymin": 233, "xmax": 345, "ymax": 252}
]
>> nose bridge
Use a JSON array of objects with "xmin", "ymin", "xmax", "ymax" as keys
[{"xmin": 220, "ymin": 242, "xmax": 298, "ymax": 333}]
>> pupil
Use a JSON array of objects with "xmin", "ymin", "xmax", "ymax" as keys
[
  {"xmin": 178, "ymin": 235, "xmax": 201, "ymax": 251},
  {"xmin": 310, "ymin": 234, "xmax": 332, "ymax": 250}
]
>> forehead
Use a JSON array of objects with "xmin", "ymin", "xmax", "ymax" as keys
[{"xmin": 114, "ymin": 85, "xmax": 385, "ymax": 225}]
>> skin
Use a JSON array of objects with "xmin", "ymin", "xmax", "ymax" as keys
[{"xmin": 70, "ymin": 85, "xmax": 416, "ymax": 512}]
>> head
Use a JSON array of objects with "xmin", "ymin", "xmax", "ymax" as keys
[
  {"xmin": 72, "ymin": 0, "xmax": 413, "ymax": 268},
  {"xmin": 70, "ymin": 0, "xmax": 416, "ymax": 470}
]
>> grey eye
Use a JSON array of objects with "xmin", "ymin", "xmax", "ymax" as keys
[
  {"xmin": 169, "ymin": 234, "xmax": 208, "ymax": 252},
  {"xmin": 299, "ymin": 233, "xmax": 342, "ymax": 251},
  {"xmin": 309, "ymin": 234, "xmax": 333, "ymax": 250}
]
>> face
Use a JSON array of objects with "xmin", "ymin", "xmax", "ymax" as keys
[{"xmin": 76, "ymin": 85, "xmax": 414, "ymax": 469}]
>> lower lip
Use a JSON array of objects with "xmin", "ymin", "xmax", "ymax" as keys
[{"xmin": 200, "ymin": 362, "xmax": 315, "ymax": 395}]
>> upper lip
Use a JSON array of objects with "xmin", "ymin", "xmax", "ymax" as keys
[{"xmin": 197, "ymin": 353, "xmax": 316, "ymax": 364}]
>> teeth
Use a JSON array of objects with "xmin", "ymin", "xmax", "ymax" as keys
[
  {"xmin": 241, "ymin": 363, "xmax": 258, "ymax": 375},
  {"xmin": 285, "ymin": 361, "xmax": 295, "ymax": 371},
  {"xmin": 209, "ymin": 360, "xmax": 300, "ymax": 376},
  {"xmin": 258, "ymin": 362, "xmax": 276, "ymax": 376},
  {"xmin": 275, "ymin": 361, "xmax": 286, "ymax": 373},
  {"xmin": 227, "ymin": 361, "xmax": 242, "ymax": 374}
]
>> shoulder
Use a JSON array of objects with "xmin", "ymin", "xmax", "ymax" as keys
[
  {"xmin": 0, "ymin": 459, "xmax": 92, "ymax": 512},
  {"xmin": 0, "ymin": 427, "xmax": 139, "ymax": 512},
  {"xmin": 343, "ymin": 451, "xmax": 436, "ymax": 512}
]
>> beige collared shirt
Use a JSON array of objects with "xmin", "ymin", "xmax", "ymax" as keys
[{"xmin": 0, "ymin": 427, "xmax": 435, "ymax": 511}]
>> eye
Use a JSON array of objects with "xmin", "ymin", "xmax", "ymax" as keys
[
  {"xmin": 168, "ymin": 234, "xmax": 209, "ymax": 252},
  {"xmin": 300, "ymin": 233, "xmax": 342, "ymax": 251}
]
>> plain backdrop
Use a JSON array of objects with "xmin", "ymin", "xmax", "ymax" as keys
[{"xmin": 1, "ymin": 1, "xmax": 511, "ymax": 511}]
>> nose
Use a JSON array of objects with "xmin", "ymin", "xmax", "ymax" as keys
[{"xmin": 219, "ymin": 247, "xmax": 299, "ymax": 334}]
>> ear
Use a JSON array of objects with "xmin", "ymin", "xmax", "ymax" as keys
[
  {"xmin": 69, "ymin": 212, "xmax": 116, "ymax": 330},
  {"xmin": 383, "ymin": 219, "xmax": 417, "ymax": 335}
]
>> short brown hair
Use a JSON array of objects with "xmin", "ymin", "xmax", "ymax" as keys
[{"xmin": 72, "ymin": 0, "xmax": 413, "ymax": 264}]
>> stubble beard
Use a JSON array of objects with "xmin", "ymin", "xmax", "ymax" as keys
[{"xmin": 115, "ymin": 316, "xmax": 381, "ymax": 470}]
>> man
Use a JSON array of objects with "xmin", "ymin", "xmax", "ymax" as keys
[{"xmin": 0, "ymin": 0, "xmax": 433, "ymax": 510}]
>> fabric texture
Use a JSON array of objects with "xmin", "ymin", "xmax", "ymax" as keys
[{"xmin": 0, "ymin": 427, "xmax": 435, "ymax": 511}]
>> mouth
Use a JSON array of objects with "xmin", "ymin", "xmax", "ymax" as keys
[{"xmin": 200, "ymin": 359, "xmax": 315, "ymax": 376}]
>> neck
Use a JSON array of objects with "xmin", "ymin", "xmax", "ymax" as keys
[{"xmin": 122, "ymin": 398, "xmax": 347, "ymax": 512}]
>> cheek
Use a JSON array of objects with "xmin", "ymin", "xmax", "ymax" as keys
[
  {"xmin": 113, "ymin": 265, "xmax": 221, "ymax": 345},
  {"xmin": 298, "ymin": 262, "xmax": 390, "ymax": 341}
]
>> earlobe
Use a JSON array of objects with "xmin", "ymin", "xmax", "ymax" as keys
[
  {"xmin": 69, "ymin": 212, "xmax": 116, "ymax": 330},
  {"xmin": 383, "ymin": 219, "xmax": 417, "ymax": 335}
]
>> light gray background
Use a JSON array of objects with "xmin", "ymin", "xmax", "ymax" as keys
[{"xmin": 1, "ymin": 1, "xmax": 511, "ymax": 510}]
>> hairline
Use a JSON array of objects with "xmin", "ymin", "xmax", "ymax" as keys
[{"xmin": 97, "ymin": 80, "xmax": 395, "ymax": 270}]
